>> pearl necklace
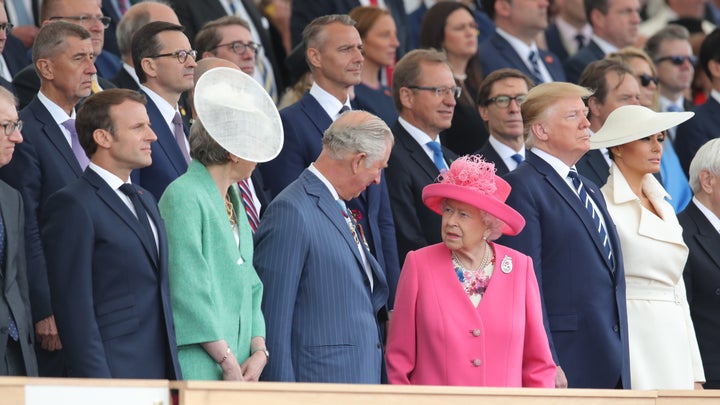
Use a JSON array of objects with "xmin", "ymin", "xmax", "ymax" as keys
[
  {"xmin": 452, "ymin": 243, "xmax": 495, "ymax": 297},
  {"xmin": 452, "ymin": 242, "xmax": 493, "ymax": 272}
]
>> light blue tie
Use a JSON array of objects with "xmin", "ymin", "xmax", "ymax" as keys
[{"xmin": 426, "ymin": 141, "xmax": 447, "ymax": 171}]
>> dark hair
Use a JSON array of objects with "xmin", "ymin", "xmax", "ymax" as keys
[
  {"xmin": 578, "ymin": 59, "xmax": 634, "ymax": 119},
  {"xmin": 131, "ymin": 21, "xmax": 186, "ymax": 83},
  {"xmin": 419, "ymin": 2, "xmax": 482, "ymax": 103},
  {"xmin": 477, "ymin": 68, "xmax": 533, "ymax": 106},
  {"xmin": 76, "ymin": 89, "xmax": 147, "ymax": 157},
  {"xmin": 348, "ymin": 6, "xmax": 389, "ymax": 39},
  {"xmin": 584, "ymin": 0, "xmax": 610, "ymax": 27},
  {"xmin": 699, "ymin": 28, "xmax": 720, "ymax": 78},
  {"xmin": 481, "ymin": 0, "xmax": 499, "ymax": 21},
  {"xmin": 195, "ymin": 16, "xmax": 251, "ymax": 58},
  {"xmin": 644, "ymin": 24, "xmax": 690, "ymax": 61}
]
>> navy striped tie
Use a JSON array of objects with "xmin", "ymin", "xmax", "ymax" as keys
[
  {"xmin": 528, "ymin": 50, "xmax": 544, "ymax": 84},
  {"xmin": 568, "ymin": 169, "xmax": 614, "ymax": 266}
]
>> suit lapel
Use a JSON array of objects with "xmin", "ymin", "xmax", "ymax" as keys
[
  {"xmin": 688, "ymin": 202, "xmax": 720, "ymax": 270},
  {"xmin": 393, "ymin": 122, "xmax": 440, "ymax": 181},
  {"xmin": 142, "ymin": 92, "xmax": 188, "ymax": 175},
  {"xmin": 300, "ymin": 93, "xmax": 333, "ymax": 138},
  {"xmin": 528, "ymin": 152, "xmax": 613, "ymax": 269},
  {"xmin": 0, "ymin": 189, "xmax": 17, "ymax": 282},
  {"xmin": 85, "ymin": 169, "xmax": 159, "ymax": 268},
  {"xmin": 31, "ymin": 99, "xmax": 83, "ymax": 177},
  {"xmin": 491, "ymin": 34, "xmax": 535, "ymax": 78}
]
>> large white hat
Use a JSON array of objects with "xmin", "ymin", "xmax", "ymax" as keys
[
  {"xmin": 590, "ymin": 105, "xmax": 693, "ymax": 149},
  {"xmin": 194, "ymin": 67, "xmax": 283, "ymax": 162}
]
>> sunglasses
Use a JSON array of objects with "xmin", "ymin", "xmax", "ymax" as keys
[
  {"xmin": 655, "ymin": 55, "xmax": 697, "ymax": 66},
  {"xmin": 638, "ymin": 74, "xmax": 660, "ymax": 87}
]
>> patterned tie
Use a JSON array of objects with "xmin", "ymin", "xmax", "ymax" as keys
[
  {"xmin": 527, "ymin": 50, "xmax": 544, "ymax": 85},
  {"xmin": 511, "ymin": 153, "xmax": 524, "ymax": 165},
  {"xmin": 172, "ymin": 112, "xmax": 191, "ymax": 164},
  {"xmin": 426, "ymin": 141, "xmax": 448, "ymax": 171},
  {"xmin": 238, "ymin": 180, "xmax": 260, "ymax": 233},
  {"xmin": 62, "ymin": 118, "xmax": 90, "ymax": 170},
  {"xmin": 0, "ymin": 208, "xmax": 19, "ymax": 341},
  {"xmin": 119, "ymin": 183, "xmax": 158, "ymax": 259},
  {"xmin": 568, "ymin": 168, "xmax": 614, "ymax": 266}
]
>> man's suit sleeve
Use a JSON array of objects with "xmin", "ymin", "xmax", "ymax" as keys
[
  {"xmin": 385, "ymin": 157, "xmax": 429, "ymax": 263},
  {"xmin": 0, "ymin": 134, "xmax": 53, "ymax": 323},
  {"xmin": 499, "ymin": 178, "xmax": 560, "ymax": 365},
  {"xmin": 41, "ymin": 190, "xmax": 112, "ymax": 377},
  {"xmin": 377, "ymin": 176, "xmax": 401, "ymax": 308},
  {"xmin": 675, "ymin": 117, "xmax": 708, "ymax": 176},
  {"xmin": 253, "ymin": 198, "xmax": 308, "ymax": 382}
]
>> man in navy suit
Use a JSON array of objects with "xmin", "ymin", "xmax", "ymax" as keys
[
  {"xmin": 0, "ymin": 4, "xmax": 30, "ymax": 94},
  {"xmin": 475, "ymin": 68, "xmax": 532, "ymax": 176},
  {"xmin": 0, "ymin": 22, "xmax": 97, "ymax": 376},
  {"xmin": 680, "ymin": 138, "xmax": 720, "ymax": 389},
  {"xmin": 576, "ymin": 59, "xmax": 640, "ymax": 187},
  {"xmin": 260, "ymin": 14, "xmax": 400, "ymax": 306},
  {"xmin": 564, "ymin": 0, "xmax": 641, "ymax": 84},
  {"xmin": 499, "ymin": 82, "xmax": 630, "ymax": 389},
  {"xmin": 675, "ymin": 27, "xmax": 719, "ymax": 175},
  {"xmin": 385, "ymin": 49, "xmax": 457, "ymax": 265},
  {"xmin": 541, "ymin": 0, "xmax": 592, "ymax": 64},
  {"xmin": 41, "ymin": 89, "xmax": 181, "ymax": 379},
  {"xmin": 479, "ymin": 0, "xmax": 565, "ymax": 83},
  {"xmin": 130, "ymin": 21, "xmax": 195, "ymax": 199},
  {"xmin": 254, "ymin": 110, "xmax": 390, "ymax": 383}
]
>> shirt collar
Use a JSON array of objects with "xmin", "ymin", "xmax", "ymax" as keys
[
  {"xmin": 308, "ymin": 162, "xmax": 340, "ymax": 201},
  {"xmin": 88, "ymin": 161, "xmax": 130, "ymax": 188},
  {"xmin": 488, "ymin": 135, "xmax": 524, "ymax": 159},
  {"xmin": 530, "ymin": 147, "xmax": 573, "ymax": 179},
  {"xmin": 37, "ymin": 90, "xmax": 75, "ymax": 126},
  {"xmin": 309, "ymin": 82, "xmax": 350, "ymax": 122},
  {"xmin": 496, "ymin": 27, "xmax": 539, "ymax": 59},
  {"xmin": 590, "ymin": 34, "xmax": 618, "ymax": 55},
  {"xmin": 693, "ymin": 197, "xmax": 720, "ymax": 233},
  {"xmin": 140, "ymin": 84, "xmax": 179, "ymax": 126}
]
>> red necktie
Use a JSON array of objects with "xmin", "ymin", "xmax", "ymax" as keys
[{"xmin": 238, "ymin": 180, "xmax": 260, "ymax": 232}]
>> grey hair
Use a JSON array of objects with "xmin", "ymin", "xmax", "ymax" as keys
[
  {"xmin": 302, "ymin": 14, "xmax": 356, "ymax": 50},
  {"xmin": 189, "ymin": 120, "xmax": 231, "ymax": 166},
  {"xmin": 32, "ymin": 21, "xmax": 91, "ymax": 68},
  {"xmin": 322, "ymin": 110, "xmax": 393, "ymax": 166},
  {"xmin": 439, "ymin": 199, "xmax": 505, "ymax": 241},
  {"xmin": 689, "ymin": 139, "xmax": 720, "ymax": 194}
]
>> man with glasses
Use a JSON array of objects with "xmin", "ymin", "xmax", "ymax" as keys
[
  {"xmin": 11, "ymin": 0, "xmax": 119, "ymax": 109},
  {"xmin": 575, "ymin": 59, "xmax": 640, "ymax": 187},
  {"xmin": 475, "ymin": 68, "xmax": 533, "ymax": 176},
  {"xmin": 130, "ymin": 21, "xmax": 196, "ymax": 199},
  {"xmin": 385, "ymin": 49, "xmax": 458, "ymax": 265},
  {"xmin": 0, "ymin": 21, "xmax": 96, "ymax": 377},
  {"xmin": 644, "ymin": 24, "xmax": 695, "ymax": 212},
  {"xmin": 261, "ymin": 14, "xmax": 401, "ymax": 320},
  {"xmin": 195, "ymin": 16, "xmax": 259, "ymax": 78}
]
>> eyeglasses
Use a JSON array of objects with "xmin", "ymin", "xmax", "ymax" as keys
[
  {"xmin": 48, "ymin": 15, "xmax": 111, "ymax": 29},
  {"xmin": 0, "ymin": 23, "xmax": 14, "ymax": 34},
  {"xmin": 654, "ymin": 55, "xmax": 697, "ymax": 66},
  {"xmin": 211, "ymin": 41, "xmax": 261, "ymax": 55},
  {"xmin": 407, "ymin": 85, "xmax": 462, "ymax": 99},
  {"xmin": 485, "ymin": 94, "xmax": 527, "ymax": 108},
  {"xmin": 0, "ymin": 120, "xmax": 22, "ymax": 136},
  {"xmin": 148, "ymin": 49, "xmax": 198, "ymax": 64},
  {"xmin": 637, "ymin": 73, "xmax": 660, "ymax": 87}
]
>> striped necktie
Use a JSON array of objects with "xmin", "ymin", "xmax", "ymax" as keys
[
  {"xmin": 568, "ymin": 168, "xmax": 614, "ymax": 267},
  {"xmin": 528, "ymin": 50, "xmax": 544, "ymax": 85},
  {"xmin": 238, "ymin": 180, "xmax": 260, "ymax": 233}
]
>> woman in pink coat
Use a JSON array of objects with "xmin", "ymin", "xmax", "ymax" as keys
[{"xmin": 386, "ymin": 156, "xmax": 556, "ymax": 387}]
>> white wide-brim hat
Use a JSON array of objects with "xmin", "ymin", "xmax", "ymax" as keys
[
  {"xmin": 590, "ymin": 105, "xmax": 693, "ymax": 150},
  {"xmin": 194, "ymin": 67, "xmax": 283, "ymax": 163}
]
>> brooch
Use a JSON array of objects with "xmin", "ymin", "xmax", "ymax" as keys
[{"xmin": 501, "ymin": 255, "xmax": 513, "ymax": 274}]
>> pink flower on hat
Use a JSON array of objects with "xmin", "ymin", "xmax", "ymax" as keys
[{"xmin": 437, "ymin": 155, "xmax": 497, "ymax": 196}]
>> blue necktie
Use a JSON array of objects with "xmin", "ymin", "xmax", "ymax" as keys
[
  {"xmin": 0, "ymin": 208, "xmax": 19, "ymax": 341},
  {"xmin": 568, "ymin": 169, "xmax": 614, "ymax": 267},
  {"xmin": 426, "ymin": 141, "xmax": 447, "ymax": 171},
  {"xmin": 528, "ymin": 50, "xmax": 544, "ymax": 84},
  {"xmin": 511, "ymin": 153, "xmax": 523, "ymax": 165}
]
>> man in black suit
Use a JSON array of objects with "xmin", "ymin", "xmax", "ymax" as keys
[
  {"xmin": 0, "ymin": 21, "xmax": 96, "ymax": 376},
  {"xmin": 542, "ymin": 0, "xmax": 592, "ymax": 64},
  {"xmin": 385, "ymin": 49, "xmax": 457, "ymax": 265},
  {"xmin": 680, "ymin": 138, "xmax": 720, "ymax": 389},
  {"xmin": 0, "ymin": 85, "xmax": 38, "ymax": 376},
  {"xmin": 475, "ymin": 68, "xmax": 532, "ymax": 176},
  {"xmin": 576, "ymin": 59, "xmax": 640, "ymax": 187},
  {"xmin": 110, "ymin": 1, "xmax": 180, "ymax": 91},
  {"xmin": 169, "ymin": 0, "xmax": 284, "ymax": 101},
  {"xmin": 564, "ymin": 0, "xmax": 642, "ymax": 83}
]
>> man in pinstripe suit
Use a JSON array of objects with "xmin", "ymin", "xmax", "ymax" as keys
[{"xmin": 254, "ymin": 110, "xmax": 392, "ymax": 383}]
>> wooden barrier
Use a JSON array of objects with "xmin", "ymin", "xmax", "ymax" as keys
[{"xmin": 1, "ymin": 378, "xmax": 719, "ymax": 405}]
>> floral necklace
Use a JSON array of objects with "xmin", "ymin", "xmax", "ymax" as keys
[{"xmin": 452, "ymin": 243, "xmax": 494, "ymax": 297}]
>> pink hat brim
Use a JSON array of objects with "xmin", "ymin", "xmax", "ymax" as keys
[{"xmin": 422, "ymin": 182, "xmax": 525, "ymax": 236}]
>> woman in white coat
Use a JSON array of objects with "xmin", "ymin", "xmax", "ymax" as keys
[{"xmin": 590, "ymin": 105, "xmax": 704, "ymax": 389}]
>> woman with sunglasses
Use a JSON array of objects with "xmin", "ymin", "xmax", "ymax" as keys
[
  {"xmin": 607, "ymin": 48, "xmax": 659, "ymax": 109},
  {"xmin": 418, "ymin": 2, "xmax": 489, "ymax": 156}
]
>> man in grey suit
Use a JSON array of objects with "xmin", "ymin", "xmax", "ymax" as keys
[
  {"xmin": 0, "ymin": 86, "xmax": 37, "ymax": 376},
  {"xmin": 254, "ymin": 110, "xmax": 392, "ymax": 383}
]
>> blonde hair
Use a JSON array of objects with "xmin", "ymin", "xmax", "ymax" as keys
[{"xmin": 522, "ymin": 82, "xmax": 592, "ymax": 147}]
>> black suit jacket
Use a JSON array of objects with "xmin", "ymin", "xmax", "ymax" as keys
[
  {"xmin": 385, "ymin": 120, "xmax": 457, "ymax": 265},
  {"xmin": 169, "ymin": 0, "xmax": 285, "ymax": 94},
  {"xmin": 4, "ymin": 34, "xmax": 31, "ymax": 78},
  {"xmin": 474, "ymin": 139, "xmax": 526, "ymax": 176},
  {"xmin": 576, "ymin": 149, "xmax": 610, "ymax": 188},
  {"xmin": 110, "ymin": 67, "xmax": 139, "ymax": 91},
  {"xmin": 679, "ymin": 201, "xmax": 720, "ymax": 387},
  {"xmin": 41, "ymin": 168, "xmax": 182, "ymax": 379},
  {"xmin": 101, "ymin": 0, "xmax": 121, "ymax": 58},
  {"xmin": 676, "ymin": 97, "xmax": 720, "ymax": 175},
  {"xmin": 564, "ymin": 40, "xmax": 605, "ymax": 84},
  {"xmin": 0, "ymin": 180, "xmax": 38, "ymax": 376}
]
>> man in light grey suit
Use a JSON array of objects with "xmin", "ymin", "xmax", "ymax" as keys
[
  {"xmin": 0, "ymin": 86, "xmax": 38, "ymax": 376},
  {"xmin": 254, "ymin": 110, "xmax": 392, "ymax": 383}
]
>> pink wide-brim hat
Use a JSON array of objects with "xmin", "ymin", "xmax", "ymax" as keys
[{"xmin": 422, "ymin": 155, "xmax": 525, "ymax": 236}]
